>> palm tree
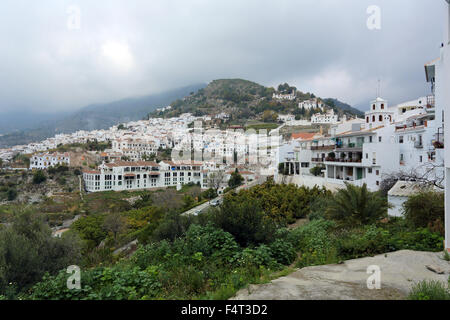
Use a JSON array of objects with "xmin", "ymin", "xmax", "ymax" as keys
[{"xmin": 326, "ymin": 183, "xmax": 389, "ymax": 226}]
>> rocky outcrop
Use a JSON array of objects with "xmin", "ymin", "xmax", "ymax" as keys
[{"xmin": 232, "ymin": 250, "xmax": 450, "ymax": 300}]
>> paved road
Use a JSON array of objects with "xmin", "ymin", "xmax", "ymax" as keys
[{"xmin": 182, "ymin": 177, "xmax": 266, "ymax": 216}]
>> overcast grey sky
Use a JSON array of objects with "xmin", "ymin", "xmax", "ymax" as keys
[{"xmin": 0, "ymin": 0, "xmax": 447, "ymax": 114}]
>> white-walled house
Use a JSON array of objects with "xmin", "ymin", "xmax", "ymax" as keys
[
  {"xmin": 311, "ymin": 109, "xmax": 339, "ymax": 124},
  {"xmin": 299, "ymin": 98, "xmax": 324, "ymax": 111},
  {"xmin": 434, "ymin": 0, "xmax": 450, "ymax": 252},
  {"xmin": 387, "ymin": 181, "xmax": 424, "ymax": 217},
  {"xmin": 30, "ymin": 152, "xmax": 70, "ymax": 170},
  {"xmin": 82, "ymin": 160, "xmax": 211, "ymax": 192}
]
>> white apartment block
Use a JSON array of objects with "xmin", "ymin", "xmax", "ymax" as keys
[
  {"xmin": 30, "ymin": 152, "xmax": 70, "ymax": 170},
  {"xmin": 112, "ymin": 138, "xmax": 159, "ymax": 161},
  {"xmin": 278, "ymin": 89, "xmax": 443, "ymax": 192},
  {"xmin": 311, "ymin": 109, "xmax": 339, "ymax": 124},
  {"xmin": 431, "ymin": 0, "xmax": 450, "ymax": 252},
  {"xmin": 298, "ymin": 98, "xmax": 324, "ymax": 110},
  {"xmin": 83, "ymin": 160, "xmax": 212, "ymax": 192}
]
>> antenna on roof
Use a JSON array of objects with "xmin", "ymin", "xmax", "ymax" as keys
[{"xmin": 376, "ymin": 79, "xmax": 381, "ymax": 98}]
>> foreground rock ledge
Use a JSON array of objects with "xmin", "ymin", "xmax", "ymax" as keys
[{"xmin": 231, "ymin": 250, "xmax": 450, "ymax": 300}]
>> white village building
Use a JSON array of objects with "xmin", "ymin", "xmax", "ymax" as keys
[
  {"xmin": 431, "ymin": 0, "xmax": 450, "ymax": 252},
  {"xmin": 82, "ymin": 160, "xmax": 215, "ymax": 192},
  {"xmin": 311, "ymin": 109, "xmax": 339, "ymax": 124},
  {"xmin": 30, "ymin": 152, "xmax": 70, "ymax": 170},
  {"xmin": 298, "ymin": 98, "xmax": 324, "ymax": 111}
]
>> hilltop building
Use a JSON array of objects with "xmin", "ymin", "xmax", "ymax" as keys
[{"xmin": 299, "ymin": 98, "xmax": 324, "ymax": 110}]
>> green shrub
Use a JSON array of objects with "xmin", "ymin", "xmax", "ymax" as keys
[
  {"xmin": 32, "ymin": 170, "xmax": 46, "ymax": 184},
  {"xmin": 234, "ymin": 245, "xmax": 277, "ymax": 269},
  {"xmin": 408, "ymin": 279, "xmax": 450, "ymax": 300},
  {"xmin": 403, "ymin": 192, "xmax": 445, "ymax": 236},
  {"xmin": 388, "ymin": 228, "xmax": 443, "ymax": 252},
  {"xmin": 288, "ymin": 219, "xmax": 339, "ymax": 268},
  {"xmin": 184, "ymin": 224, "xmax": 239, "ymax": 263},
  {"xmin": 211, "ymin": 197, "xmax": 277, "ymax": 246},
  {"xmin": 336, "ymin": 225, "xmax": 390, "ymax": 259},
  {"xmin": 269, "ymin": 239, "xmax": 297, "ymax": 265}
]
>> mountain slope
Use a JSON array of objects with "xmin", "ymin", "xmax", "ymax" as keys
[
  {"xmin": 323, "ymin": 98, "xmax": 364, "ymax": 117},
  {"xmin": 0, "ymin": 84, "xmax": 205, "ymax": 148},
  {"xmin": 155, "ymin": 79, "xmax": 362, "ymax": 122}
]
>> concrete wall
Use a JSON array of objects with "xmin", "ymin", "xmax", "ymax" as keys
[{"xmin": 388, "ymin": 195, "xmax": 406, "ymax": 217}]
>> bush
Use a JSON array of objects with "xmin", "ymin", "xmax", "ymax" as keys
[
  {"xmin": 29, "ymin": 265, "xmax": 161, "ymax": 300},
  {"xmin": 235, "ymin": 245, "xmax": 278, "ymax": 269},
  {"xmin": 32, "ymin": 170, "xmax": 46, "ymax": 184},
  {"xmin": 336, "ymin": 225, "xmax": 390, "ymax": 259},
  {"xmin": 388, "ymin": 228, "xmax": 443, "ymax": 252},
  {"xmin": 288, "ymin": 219, "xmax": 339, "ymax": 267},
  {"xmin": 310, "ymin": 166, "xmax": 323, "ymax": 177},
  {"xmin": 403, "ymin": 192, "xmax": 445, "ymax": 236},
  {"xmin": 269, "ymin": 239, "xmax": 297, "ymax": 265},
  {"xmin": 184, "ymin": 224, "xmax": 239, "ymax": 263},
  {"xmin": 408, "ymin": 279, "xmax": 450, "ymax": 300},
  {"xmin": 6, "ymin": 188, "xmax": 17, "ymax": 201},
  {"xmin": 211, "ymin": 196, "xmax": 277, "ymax": 246},
  {"xmin": 0, "ymin": 210, "xmax": 81, "ymax": 296}
]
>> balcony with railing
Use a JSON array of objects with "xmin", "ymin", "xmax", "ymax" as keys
[
  {"xmin": 311, "ymin": 145, "xmax": 335, "ymax": 151},
  {"xmin": 335, "ymin": 142, "xmax": 363, "ymax": 152},
  {"xmin": 324, "ymin": 151, "xmax": 363, "ymax": 165}
]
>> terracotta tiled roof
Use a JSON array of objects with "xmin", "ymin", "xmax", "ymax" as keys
[
  {"xmin": 105, "ymin": 161, "xmax": 159, "ymax": 168},
  {"xmin": 83, "ymin": 170, "xmax": 100, "ymax": 174},
  {"xmin": 291, "ymin": 133, "xmax": 319, "ymax": 141}
]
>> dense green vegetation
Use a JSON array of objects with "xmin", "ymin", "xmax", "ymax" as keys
[
  {"xmin": 151, "ymin": 79, "xmax": 361, "ymax": 124},
  {"xmin": 408, "ymin": 278, "xmax": 450, "ymax": 300},
  {"xmin": 0, "ymin": 181, "xmax": 445, "ymax": 300}
]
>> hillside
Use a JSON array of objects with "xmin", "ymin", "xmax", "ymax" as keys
[
  {"xmin": 0, "ymin": 84, "xmax": 205, "ymax": 148},
  {"xmin": 152, "ymin": 79, "xmax": 362, "ymax": 123},
  {"xmin": 323, "ymin": 98, "xmax": 364, "ymax": 117}
]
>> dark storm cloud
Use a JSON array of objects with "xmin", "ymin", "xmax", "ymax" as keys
[{"xmin": 0, "ymin": 0, "xmax": 447, "ymax": 113}]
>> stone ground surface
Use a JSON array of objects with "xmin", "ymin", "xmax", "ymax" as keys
[{"xmin": 231, "ymin": 250, "xmax": 450, "ymax": 300}]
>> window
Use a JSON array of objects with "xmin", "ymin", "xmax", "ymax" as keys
[
  {"xmin": 381, "ymin": 104, "xmax": 384, "ymax": 109},
  {"xmin": 366, "ymin": 117, "xmax": 369, "ymax": 123},
  {"xmin": 372, "ymin": 104, "xmax": 376, "ymax": 110},
  {"xmin": 378, "ymin": 137, "xmax": 382, "ymax": 142},
  {"xmin": 369, "ymin": 136, "xmax": 373, "ymax": 143},
  {"xmin": 368, "ymin": 168, "xmax": 372, "ymax": 174},
  {"xmin": 366, "ymin": 153, "xmax": 368, "ymax": 159},
  {"xmin": 379, "ymin": 115, "xmax": 383, "ymax": 121},
  {"xmin": 372, "ymin": 116, "xmax": 375, "ymax": 122},
  {"xmin": 419, "ymin": 156, "xmax": 423, "ymax": 163},
  {"xmin": 376, "ymin": 181, "xmax": 380, "ymax": 186},
  {"xmin": 376, "ymin": 170, "xmax": 379, "ymax": 176},
  {"xmin": 399, "ymin": 136, "xmax": 404, "ymax": 143}
]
